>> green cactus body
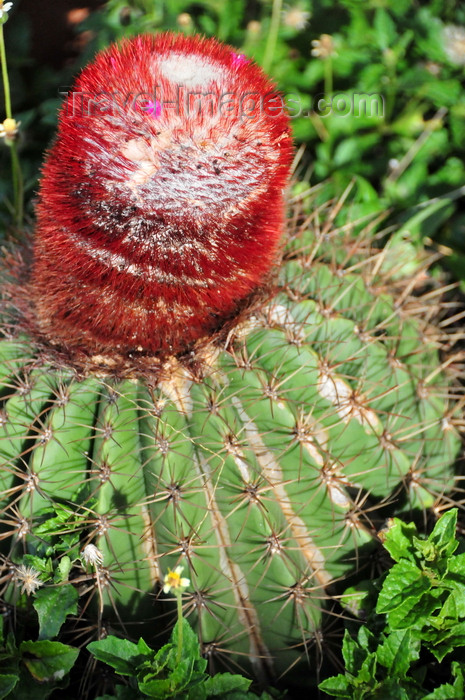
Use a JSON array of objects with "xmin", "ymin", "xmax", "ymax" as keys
[{"xmin": 0, "ymin": 230, "xmax": 460, "ymax": 682}]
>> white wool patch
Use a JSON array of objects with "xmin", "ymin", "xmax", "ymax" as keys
[{"xmin": 157, "ymin": 52, "xmax": 225, "ymax": 88}]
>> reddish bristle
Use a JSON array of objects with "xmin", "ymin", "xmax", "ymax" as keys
[{"xmin": 32, "ymin": 32, "xmax": 293, "ymax": 355}]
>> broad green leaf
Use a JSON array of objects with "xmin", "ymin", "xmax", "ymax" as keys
[
  {"xmin": 173, "ymin": 619, "xmax": 201, "ymax": 662},
  {"xmin": 371, "ymin": 679, "xmax": 413, "ymax": 700},
  {"xmin": 0, "ymin": 674, "xmax": 19, "ymax": 699},
  {"xmin": 447, "ymin": 552, "xmax": 465, "ymax": 578},
  {"xmin": 420, "ymin": 80, "xmax": 462, "ymax": 108},
  {"xmin": 356, "ymin": 652, "xmax": 377, "ymax": 687},
  {"xmin": 376, "ymin": 560, "xmax": 431, "ymax": 619},
  {"xmin": 427, "ymin": 621, "xmax": 465, "ymax": 662},
  {"xmin": 376, "ymin": 629, "xmax": 419, "ymax": 677},
  {"xmin": 87, "ymin": 636, "xmax": 149, "ymax": 676},
  {"xmin": 57, "ymin": 556, "xmax": 72, "ymax": 582},
  {"xmin": 427, "ymin": 509, "xmax": 458, "ymax": 557},
  {"xmin": 341, "ymin": 630, "xmax": 363, "ymax": 675},
  {"xmin": 437, "ymin": 591, "xmax": 460, "ymax": 625},
  {"xmin": 358, "ymin": 626, "xmax": 376, "ymax": 653},
  {"xmin": 19, "ymin": 640, "xmax": 78, "ymax": 682},
  {"xmin": 138, "ymin": 656, "xmax": 202, "ymax": 698},
  {"xmin": 374, "ymin": 8, "xmax": 397, "ymax": 49},
  {"xmin": 340, "ymin": 583, "xmax": 373, "ymax": 618},
  {"xmin": 33, "ymin": 585, "xmax": 78, "ymax": 640},
  {"xmin": 381, "ymin": 519, "xmax": 417, "ymax": 563},
  {"xmin": 318, "ymin": 674, "xmax": 352, "ymax": 697},
  {"xmin": 136, "ymin": 638, "xmax": 153, "ymax": 657},
  {"xmin": 446, "ymin": 583, "xmax": 465, "ymax": 617},
  {"xmin": 390, "ymin": 592, "xmax": 440, "ymax": 631},
  {"xmin": 151, "ymin": 642, "xmax": 174, "ymax": 675},
  {"xmin": 202, "ymin": 672, "xmax": 252, "ymax": 696}
]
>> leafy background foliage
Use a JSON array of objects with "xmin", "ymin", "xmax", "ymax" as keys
[{"xmin": 321, "ymin": 510, "xmax": 465, "ymax": 699}]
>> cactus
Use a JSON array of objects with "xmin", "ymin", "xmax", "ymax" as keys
[
  {"xmin": 0, "ymin": 32, "xmax": 462, "ymax": 696},
  {"xmin": 31, "ymin": 32, "xmax": 292, "ymax": 357}
]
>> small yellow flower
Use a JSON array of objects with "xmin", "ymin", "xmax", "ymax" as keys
[
  {"xmin": 177, "ymin": 13, "xmax": 192, "ymax": 29},
  {"xmin": 0, "ymin": 117, "xmax": 20, "ymax": 142},
  {"xmin": 311, "ymin": 34, "xmax": 337, "ymax": 59},
  {"xmin": 247, "ymin": 20, "xmax": 261, "ymax": 36},
  {"xmin": 163, "ymin": 566, "xmax": 190, "ymax": 594}
]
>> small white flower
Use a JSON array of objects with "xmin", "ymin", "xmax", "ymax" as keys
[
  {"xmin": 14, "ymin": 564, "xmax": 43, "ymax": 595},
  {"xmin": 442, "ymin": 24, "xmax": 465, "ymax": 66},
  {"xmin": 0, "ymin": 118, "xmax": 20, "ymax": 142},
  {"xmin": 163, "ymin": 565, "xmax": 190, "ymax": 594},
  {"xmin": 283, "ymin": 7, "xmax": 311, "ymax": 31},
  {"xmin": 311, "ymin": 34, "xmax": 337, "ymax": 59},
  {"xmin": 81, "ymin": 543, "xmax": 104, "ymax": 566},
  {"xmin": 0, "ymin": 2, "xmax": 13, "ymax": 19}
]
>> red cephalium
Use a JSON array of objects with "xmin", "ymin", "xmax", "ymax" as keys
[{"xmin": 31, "ymin": 33, "xmax": 293, "ymax": 356}]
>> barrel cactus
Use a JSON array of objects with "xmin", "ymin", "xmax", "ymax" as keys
[{"xmin": 0, "ymin": 32, "xmax": 461, "ymax": 696}]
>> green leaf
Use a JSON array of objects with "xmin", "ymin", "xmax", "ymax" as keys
[
  {"xmin": 372, "ymin": 678, "xmax": 416, "ymax": 700},
  {"xmin": 138, "ymin": 656, "xmax": 200, "ymax": 698},
  {"xmin": 391, "ymin": 592, "xmax": 440, "ymax": 631},
  {"xmin": 341, "ymin": 630, "xmax": 359, "ymax": 674},
  {"xmin": 87, "ymin": 636, "xmax": 149, "ymax": 676},
  {"xmin": 437, "ymin": 591, "xmax": 462, "ymax": 624},
  {"xmin": 420, "ymin": 80, "xmax": 462, "ymax": 108},
  {"xmin": 381, "ymin": 519, "xmax": 417, "ymax": 563},
  {"xmin": 357, "ymin": 652, "xmax": 377, "ymax": 686},
  {"xmin": 203, "ymin": 672, "xmax": 251, "ymax": 696},
  {"xmin": 427, "ymin": 621, "xmax": 465, "ymax": 662},
  {"xmin": 376, "ymin": 629, "xmax": 419, "ymax": 677},
  {"xmin": 339, "ymin": 583, "xmax": 373, "ymax": 618},
  {"xmin": 357, "ymin": 626, "xmax": 376, "ymax": 653},
  {"xmin": 33, "ymin": 585, "xmax": 78, "ymax": 640},
  {"xmin": 448, "ymin": 552, "xmax": 465, "ymax": 578},
  {"xmin": 57, "ymin": 556, "xmax": 72, "ymax": 582},
  {"xmin": 374, "ymin": 8, "xmax": 397, "ymax": 49},
  {"xmin": 318, "ymin": 674, "xmax": 352, "ymax": 697},
  {"xmin": 19, "ymin": 640, "xmax": 78, "ymax": 682},
  {"xmin": 173, "ymin": 618, "xmax": 202, "ymax": 662},
  {"xmin": 392, "ymin": 199, "xmax": 456, "ymax": 251},
  {"xmin": 0, "ymin": 674, "xmax": 19, "ymax": 699},
  {"xmin": 376, "ymin": 560, "xmax": 431, "ymax": 623},
  {"xmin": 428, "ymin": 509, "xmax": 458, "ymax": 557}
]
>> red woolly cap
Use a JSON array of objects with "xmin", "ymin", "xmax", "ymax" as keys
[{"xmin": 32, "ymin": 32, "xmax": 293, "ymax": 356}]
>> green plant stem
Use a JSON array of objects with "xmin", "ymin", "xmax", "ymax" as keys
[
  {"xmin": 324, "ymin": 57, "xmax": 333, "ymax": 98},
  {"xmin": 10, "ymin": 142, "xmax": 23, "ymax": 226},
  {"xmin": 176, "ymin": 591, "xmax": 183, "ymax": 665},
  {"xmin": 0, "ymin": 20, "xmax": 24, "ymax": 228},
  {"xmin": 0, "ymin": 22, "xmax": 12, "ymax": 119},
  {"xmin": 262, "ymin": 0, "xmax": 283, "ymax": 73}
]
